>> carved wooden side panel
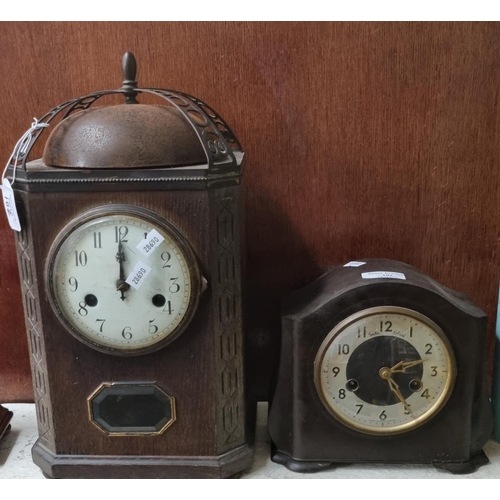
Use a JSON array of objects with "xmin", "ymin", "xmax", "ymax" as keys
[
  {"xmin": 15, "ymin": 200, "xmax": 55, "ymax": 450},
  {"xmin": 210, "ymin": 185, "xmax": 246, "ymax": 453}
]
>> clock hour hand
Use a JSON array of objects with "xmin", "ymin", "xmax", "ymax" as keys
[
  {"xmin": 115, "ymin": 241, "xmax": 130, "ymax": 301},
  {"xmin": 390, "ymin": 359, "xmax": 427, "ymax": 373}
]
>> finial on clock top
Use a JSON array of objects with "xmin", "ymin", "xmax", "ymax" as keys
[{"xmin": 121, "ymin": 52, "xmax": 139, "ymax": 104}]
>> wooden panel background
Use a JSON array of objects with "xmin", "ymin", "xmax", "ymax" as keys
[{"xmin": 1, "ymin": 22, "xmax": 500, "ymax": 402}]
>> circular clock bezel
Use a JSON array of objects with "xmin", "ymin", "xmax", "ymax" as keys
[
  {"xmin": 45, "ymin": 204, "xmax": 203, "ymax": 357},
  {"xmin": 314, "ymin": 306, "xmax": 457, "ymax": 436}
]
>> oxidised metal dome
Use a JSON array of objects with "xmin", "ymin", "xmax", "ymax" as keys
[
  {"xmin": 8, "ymin": 52, "xmax": 244, "ymax": 177},
  {"xmin": 43, "ymin": 104, "xmax": 206, "ymax": 169}
]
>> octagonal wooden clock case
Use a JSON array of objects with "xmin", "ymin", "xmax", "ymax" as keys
[{"xmin": 8, "ymin": 53, "xmax": 253, "ymax": 478}]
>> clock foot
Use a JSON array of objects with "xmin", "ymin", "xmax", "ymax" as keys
[
  {"xmin": 272, "ymin": 450, "xmax": 341, "ymax": 473},
  {"xmin": 433, "ymin": 451, "xmax": 490, "ymax": 475}
]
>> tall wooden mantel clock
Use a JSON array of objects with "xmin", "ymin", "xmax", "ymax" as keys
[{"xmin": 7, "ymin": 53, "xmax": 253, "ymax": 479}]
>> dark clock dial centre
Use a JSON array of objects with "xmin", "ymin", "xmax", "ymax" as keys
[{"xmin": 345, "ymin": 335, "xmax": 423, "ymax": 406}]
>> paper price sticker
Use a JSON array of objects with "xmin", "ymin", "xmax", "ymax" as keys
[
  {"xmin": 1, "ymin": 179, "xmax": 21, "ymax": 231},
  {"xmin": 343, "ymin": 261, "xmax": 366, "ymax": 267},
  {"xmin": 125, "ymin": 261, "xmax": 152, "ymax": 290},
  {"xmin": 361, "ymin": 271, "xmax": 406, "ymax": 280},
  {"xmin": 136, "ymin": 229, "xmax": 165, "ymax": 258}
]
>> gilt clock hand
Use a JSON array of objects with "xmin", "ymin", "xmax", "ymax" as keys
[
  {"xmin": 115, "ymin": 241, "xmax": 129, "ymax": 301},
  {"xmin": 379, "ymin": 367, "xmax": 414, "ymax": 416},
  {"xmin": 390, "ymin": 359, "xmax": 427, "ymax": 373}
]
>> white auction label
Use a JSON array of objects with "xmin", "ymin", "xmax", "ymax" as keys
[
  {"xmin": 136, "ymin": 229, "xmax": 165, "ymax": 257},
  {"xmin": 343, "ymin": 261, "xmax": 366, "ymax": 267},
  {"xmin": 125, "ymin": 261, "xmax": 152, "ymax": 290},
  {"xmin": 1, "ymin": 178, "xmax": 21, "ymax": 231},
  {"xmin": 361, "ymin": 271, "xmax": 406, "ymax": 280}
]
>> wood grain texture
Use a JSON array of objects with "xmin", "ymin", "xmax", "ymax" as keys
[
  {"xmin": 13, "ymin": 173, "xmax": 250, "ymax": 476},
  {"xmin": 1, "ymin": 22, "xmax": 500, "ymax": 402}
]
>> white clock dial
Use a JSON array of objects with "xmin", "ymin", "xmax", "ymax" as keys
[
  {"xmin": 47, "ymin": 207, "xmax": 200, "ymax": 354},
  {"xmin": 315, "ymin": 306, "xmax": 456, "ymax": 435}
]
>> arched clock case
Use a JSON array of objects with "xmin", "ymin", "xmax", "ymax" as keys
[{"xmin": 268, "ymin": 259, "xmax": 493, "ymax": 474}]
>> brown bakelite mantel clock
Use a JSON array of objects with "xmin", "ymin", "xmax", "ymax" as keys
[
  {"xmin": 269, "ymin": 259, "xmax": 493, "ymax": 474},
  {"xmin": 8, "ymin": 53, "xmax": 253, "ymax": 478}
]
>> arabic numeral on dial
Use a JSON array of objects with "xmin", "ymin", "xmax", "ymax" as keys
[
  {"xmin": 380, "ymin": 321, "xmax": 392, "ymax": 332},
  {"xmin": 355, "ymin": 404, "xmax": 363, "ymax": 415},
  {"xmin": 338, "ymin": 389, "xmax": 346, "ymax": 399},
  {"xmin": 332, "ymin": 367, "xmax": 340, "ymax": 377},
  {"xmin": 161, "ymin": 251, "xmax": 171, "ymax": 268},
  {"xmin": 404, "ymin": 404, "xmax": 412, "ymax": 415},
  {"xmin": 357, "ymin": 327, "xmax": 367, "ymax": 338},
  {"xmin": 93, "ymin": 231, "xmax": 102, "ymax": 249},
  {"xmin": 379, "ymin": 410, "xmax": 387, "ymax": 420},
  {"xmin": 163, "ymin": 300, "xmax": 173, "ymax": 315},
  {"xmin": 68, "ymin": 277, "xmax": 78, "ymax": 292},
  {"xmin": 421, "ymin": 388, "xmax": 431, "ymax": 399},
  {"xmin": 115, "ymin": 225, "xmax": 129, "ymax": 243},
  {"xmin": 169, "ymin": 277, "xmax": 180, "ymax": 293},
  {"xmin": 431, "ymin": 366, "xmax": 438, "ymax": 376},
  {"xmin": 78, "ymin": 301, "xmax": 88, "ymax": 316},
  {"xmin": 425, "ymin": 344, "xmax": 433, "ymax": 354},
  {"xmin": 148, "ymin": 319, "xmax": 158, "ymax": 334},
  {"xmin": 95, "ymin": 319, "xmax": 105, "ymax": 333},
  {"xmin": 337, "ymin": 344, "xmax": 349, "ymax": 355},
  {"xmin": 74, "ymin": 251, "xmax": 87, "ymax": 267},
  {"xmin": 121, "ymin": 326, "xmax": 132, "ymax": 340}
]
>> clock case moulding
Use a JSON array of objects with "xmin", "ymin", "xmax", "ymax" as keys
[
  {"xmin": 268, "ymin": 258, "xmax": 493, "ymax": 475},
  {"xmin": 7, "ymin": 53, "xmax": 254, "ymax": 479}
]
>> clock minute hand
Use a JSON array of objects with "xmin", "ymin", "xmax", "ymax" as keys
[
  {"xmin": 387, "ymin": 378, "xmax": 414, "ymax": 416},
  {"xmin": 379, "ymin": 367, "xmax": 414, "ymax": 416},
  {"xmin": 115, "ymin": 241, "xmax": 129, "ymax": 301}
]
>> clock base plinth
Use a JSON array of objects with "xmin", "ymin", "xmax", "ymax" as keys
[
  {"xmin": 433, "ymin": 450, "xmax": 490, "ymax": 475},
  {"xmin": 33, "ymin": 441, "xmax": 254, "ymax": 479},
  {"xmin": 272, "ymin": 448, "xmax": 491, "ymax": 475}
]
